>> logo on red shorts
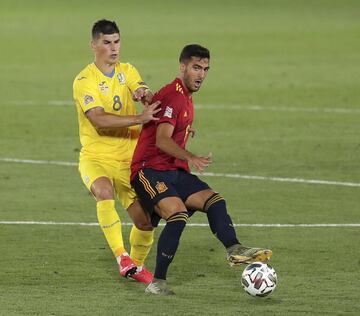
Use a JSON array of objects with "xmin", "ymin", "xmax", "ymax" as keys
[{"xmin": 155, "ymin": 181, "xmax": 168, "ymax": 193}]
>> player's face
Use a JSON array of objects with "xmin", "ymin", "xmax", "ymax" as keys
[
  {"xmin": 181, "ymin": 57, "xmax": 210, "ymax": 93},
  {"xmin": 92, "ymin": 33, "xmax": 120, "ymax": 65}
]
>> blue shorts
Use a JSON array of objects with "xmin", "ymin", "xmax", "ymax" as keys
[{"xmin": 132, "ymin": 168, "xmax": 210, "ymax": 226}]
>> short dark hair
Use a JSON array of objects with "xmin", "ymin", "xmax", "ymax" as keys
[
  {"xmin": 92, "ymin": 19, "xmax": 120, "ymax": 39},
  {"xmin": 179, "ymin": 44, "xmax": 210, "ymax": 63}
]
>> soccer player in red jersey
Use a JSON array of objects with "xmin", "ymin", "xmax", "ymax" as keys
[{"xmin": 131, "ymin": 44, "xmax": 272, "ymax": 295}]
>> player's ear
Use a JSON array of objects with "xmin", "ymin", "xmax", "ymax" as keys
[
  {"xmin": 179, "ymin": 62, "xmax": 186, "ymax": 73},
  {"xmin": 90, "ymin": 39, "xmax": 97, "ymax": 52}
]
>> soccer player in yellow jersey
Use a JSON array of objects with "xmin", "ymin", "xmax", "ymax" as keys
[{"xmin": 73, "ymin": 19, "xmax": 160, "ymax": 284}]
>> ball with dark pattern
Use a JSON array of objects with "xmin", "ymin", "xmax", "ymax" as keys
[{"xmin": 241, "ymin": 262, "xmax": 277, "ymax": 297}]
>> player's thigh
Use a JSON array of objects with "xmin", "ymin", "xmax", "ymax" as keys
[
  {"xmin": 175, "ymin": 171, "xmax": 212, "ymax": 210},
  {"xmin": 79, "ymin": 159, "xmax": 114, "ymax": 200},
  {"xmin": 132, "ymin": 169, "xmax": 185, "ymax": 220}
]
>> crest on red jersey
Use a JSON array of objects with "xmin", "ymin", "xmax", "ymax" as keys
[{"xmin": 155, "ymin": 181, "xmax": 168, "ymax": 193}]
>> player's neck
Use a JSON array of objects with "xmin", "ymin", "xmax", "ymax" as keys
[
  {"xmin": 177, "ymin": 77, "xmax": 192, "ymax": 96},
  {"xmin": 94, "ymin": 60, "xmax": 116, "ymax": 76}
]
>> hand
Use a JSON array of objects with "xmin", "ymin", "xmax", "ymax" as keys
[
  {"xmin": 187, "ymin": 152, "xmax": 212, "ymax": 173},
  {"xmin": 132, "ymin": 87, "xmax": 146, "ymax": 101},
  {"xmin": 133, "ymin": 87, "xmax": 153, "ymax": 105},
  {"xmin": 188, "ymin": 127, "xmax": 196, "ymax": 138},
  {"xmin": 139, "ymin": 101, "xmax": 161, "ymax": 124},
  {"xmin": 142, "ymin": 89, "xmax": 153, "ymax": 106}
]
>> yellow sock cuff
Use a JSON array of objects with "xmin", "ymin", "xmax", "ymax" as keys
[
  {"xmin": 97, "ymin": 199, "xmax": 116, "ymax": 212},
  {"xmin": 130, "ymin": 226, "xmax": 154, "ymax": 245}
]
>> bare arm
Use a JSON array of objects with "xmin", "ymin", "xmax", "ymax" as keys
[
  {"xmin": 86, "ymin": 100, "xmax": 161, "ymax": 129},
  {"xmin": 156, "ymin": 123, "xmax": 211, "ymax": 173}
]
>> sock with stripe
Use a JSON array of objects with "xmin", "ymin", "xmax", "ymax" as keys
[
  {"xmin": 205, "ymin": 193, "xmax": 239, "ymax": 248},
  {"xmin": 97, "ymin": 199, "xmax": 126, "ymax": 257},
  {"xmin": 154, "ymin": 211, "xmax": 188, "ymax": 280},
  {"xmin": 129, "ymin": 225, "xmax": 154, "ymax": 266}
]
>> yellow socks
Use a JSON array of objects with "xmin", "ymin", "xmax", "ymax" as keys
[
  {"xmin": 97, "ymin": 200, "xmax": 154, "ymax": 266},
  {"xmin": 97, "ymin": 200, "xmax": 126, "ymax": 257},
  {"xmin": 129, "ymin": 225, "xmax": 154, "ymax": 266}
]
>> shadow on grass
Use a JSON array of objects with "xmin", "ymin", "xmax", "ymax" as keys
[{"xmin": 242, "ymin": 296, "xmax": 282, "ymax": 306}]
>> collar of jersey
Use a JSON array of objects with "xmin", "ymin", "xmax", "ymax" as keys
[
  {"xmin": 102, "ymin": 68, "xmax": 115, "ymax": 78},
  {"xmin": 175, "ymin": 77, "xmax": 191, "ymax": 98},
  {"xmin": 93, "ymin": 63, "xmax": 116, "ymax": 78}
]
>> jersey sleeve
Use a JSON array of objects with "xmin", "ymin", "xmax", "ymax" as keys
[
  {"xmin": 73, "ymin": 77, "xmax": 103, "ymax": 113},
  {"xmin": 155, "ymin": 92, "xmax": 183, "ymax": 127},
  {"xmin": 125, "ymin": 63, "xmax": 149, "ymax": 93}
]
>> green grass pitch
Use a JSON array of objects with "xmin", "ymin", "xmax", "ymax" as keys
[{"xmin": 0, "ymin": 0, "xmax": 359, "ymax": 315}]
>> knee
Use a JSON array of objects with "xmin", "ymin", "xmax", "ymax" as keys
[
  {"xmin": 156, "ymin": 198, "xmax": 187, "ymax": 219},
  {"xmin": 91, "ymin": 177, "xmax": 114, "ymax": 200},
  {"xmin": 134, "ymin": 221, "xmax": 154, "ymax": 231},
  {"xmin": 93, "ymin": 187, "xmax": 114, "ymax": 200}
]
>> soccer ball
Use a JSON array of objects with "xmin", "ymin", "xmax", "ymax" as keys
[{"xmin": 241, "ymin": 262, "xmax": 277, "ymax": 297}]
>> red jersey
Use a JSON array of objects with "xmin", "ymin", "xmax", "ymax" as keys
[{"xmin": 131, "ymin": 78, "xmax": 194, "ymax": 180}]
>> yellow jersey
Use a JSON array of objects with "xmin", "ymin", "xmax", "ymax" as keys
[{"xmin": 73, "ymin": 62, "xmax": 148, "ymax": 162}]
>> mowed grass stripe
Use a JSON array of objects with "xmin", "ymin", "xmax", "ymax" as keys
[
  {"xmin": 0, "ymin": 221, "xmax": 359, "ymax": 227},
  {"xmin": 1, "ymin": 157, "xmax": 359, "ymax": 188},
  {"xmin": 7, "ymin": 100, "xmax": 360, "ymax": 114}
]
